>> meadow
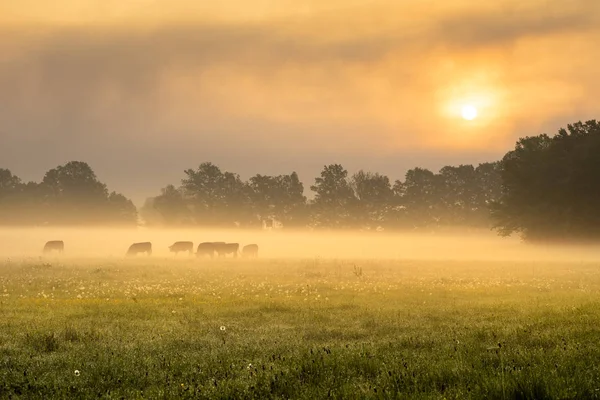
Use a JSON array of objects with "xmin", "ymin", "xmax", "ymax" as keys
[{"xmin": 2, "ymin": 230, "xmax": 600, "ymax": 399}]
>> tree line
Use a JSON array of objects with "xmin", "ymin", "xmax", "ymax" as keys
[
  {"xmin": 139, "ymin": 161, "xmax": 501, "ymax": 231},
  {"xmin": 1, "ymin": 120, "xmax": 599, "ymax": 242},
  {"xmin": 0, "ymin": 161, "xmax": 137, "ymax": 226}
]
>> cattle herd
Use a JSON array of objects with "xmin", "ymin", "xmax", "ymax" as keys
[{"xmin": 42, "ymin": 240, "xmax": 259, "ymax": 258}]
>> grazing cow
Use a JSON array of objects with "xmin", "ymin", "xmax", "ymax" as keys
[
  {"xmin": 214, "ymin": 242, "xmax": 240, "ymax": 258},
  {"xmin": 43, "ymin": 240, "xmax": 64, "ymax": 254},
  {"xmin": 126, "ymin": 242, "xmax": 152, "ymax": 257},
  {"xmin": 196, "ymin": 242, "xmax": 216, "ymax": 258},
  {"xmin": 242, "ymin": 244, "xmax": 259, "ymax": 258},
  {"xmin": 169, "ymin": 241, "xmax": 194, "ymax": 255}
]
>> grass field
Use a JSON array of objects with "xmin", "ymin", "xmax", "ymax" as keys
[{"xmin": 2, "ymin": 252, "xmax": 600, "ymax": 399}]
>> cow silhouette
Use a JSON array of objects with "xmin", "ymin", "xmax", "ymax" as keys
[
  {"xmin": 126, "ymin": 242, "xmax": 152, "ymax": 257},
  {"xmin": 214, "ymin": 242, "xmax": 239, "ymax": 258},
  {"xmin": 43, "ymin": 240, "xmax": 64, "ymax": 254},
  {"xmin": 169, "ymin": 241, "xmax": 193, "ymax": 255},
  {"xmin": 242, "ymin": 244, "xmax": 259, "ymax": 258},
  {"xmin": 196, "ymin": 242, "xmax": 216, "ymax": 258}
]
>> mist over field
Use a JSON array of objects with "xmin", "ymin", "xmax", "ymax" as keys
[
  {"xmin": 2, "ymin": 227, "xmax": 600, "ymax": 262},
  {"xmin": 3, "ymin": 0, "xmax": 600, "ymax": 397}
]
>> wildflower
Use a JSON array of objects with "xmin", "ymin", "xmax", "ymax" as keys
[
  {"xmin": 247, "ymin": 363, "xmax": 253, "ymax": 370},
  {"xmin": 74, "ymin": 370, "xmax": 80, "ymax": 376},
  {"xmin": 220, "ymin": 326, "xmax": 226, "ymax": 331}
]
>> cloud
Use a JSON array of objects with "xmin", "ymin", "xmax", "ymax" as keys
[{"xmin": 0, "ymin": 0, "xmax": 599, "ymax": 202}]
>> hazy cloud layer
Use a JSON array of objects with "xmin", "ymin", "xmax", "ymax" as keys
[{"xmin": 1, "ymin": 0, "xmax": 599, "ymax": 203}]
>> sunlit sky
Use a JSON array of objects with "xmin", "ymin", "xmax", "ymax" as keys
[{"xmin": 1, "ymin": 0, "xmax": 599, "ymax": 204}]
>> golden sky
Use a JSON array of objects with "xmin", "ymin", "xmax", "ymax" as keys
[{"xmin": 1, "ymin": 0, "xmax": 599, "ymax": 202}]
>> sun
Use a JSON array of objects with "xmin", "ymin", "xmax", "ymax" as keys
[{"xmin": 461, "ymin": 105, "xmax": 478, "ymax": 120}]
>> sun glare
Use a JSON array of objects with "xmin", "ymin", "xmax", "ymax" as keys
[{"xmin": 461, "ymin": 105, "xmax": 478, "ymax": 120}]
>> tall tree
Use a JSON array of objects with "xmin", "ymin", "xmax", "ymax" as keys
[
  {"xmin": 106, "ymin": 192, "xmax": 138, "ymax": 225},
  {"xmin": 350, "ymin": 170, "xmax": 394, "ymax": 229},
  {"xmin": 438, "ymin": 164, "xmax": 478, "ymax": 225},
  {"xmin": 248, "ymin": 172, "xmax": 307, "ymax": 228},
  {"xmin": 0, "ymin": 169, "xmax": 24, "ymax": 224},
  {"xmin": 40, "ymin": 161, "xmax": 137, "ymax": 225},
  {"xmin": 310, "ymin": 164, "xmax": 357, "ymax": 228},
  {"xmin": 279, "ymin": 172, "xmax": 309, "ymax": 228},
  {"xmin": 492, "ymin": 120, "xmax": 600, "ymax": 241},
  {"xmin": 41, "ymin": 161, "xmax": 109, "ymax": 224},
  {"xmin": 153, "ymin": 185, "xmax": 191, "ymax": 226},
  {"xmin": 397, "ymin": 167, "xmax": 444, "ymax": 228},
  {"xmin": 182, "ymin": 162, "xmax": 255, "ymax": 227},
  {"xmin": 473, "ymin": 162, "xmax": 502, "ymax": 225}
]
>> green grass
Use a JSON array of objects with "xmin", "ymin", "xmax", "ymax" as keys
[{"xmin": 1, "ymin": 257, "xmax": 600, "ymax": 399}]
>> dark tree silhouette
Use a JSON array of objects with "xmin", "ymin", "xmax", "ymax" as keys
[
  {"xmin": 310, "ymin": 164, "xmax": 357, "ymax": 228},
  {"xmin": 396, "ymin": 167, "xmax": 444, "ymax": 228},
  {"xmin": 350, "ymin": 170, "xmax": 394, "ymax": 230},
  {"xmin": 248, "ymin": 172, "xmax": 307, "ymax": 228},
  {"xmin": 152, "ymin": 185, "xmax": 190, "ymax": 226},
  {"xmin": 41, "ymin": 161, "xmax": 111, "ymax": 224},
  {"xmin": 106, "ymin": 192, "xmax": 138, "ymax": 225},
  {"xmin": 0, "ymin": 169, "xmax": 24, "ymax": 224},
  {"xmin": 492, "ymin": 120, "xmax": 600, "ymax": 241},
  {"xmin": 473, "ymin": 162, "xmax": 502, "ymax": 225},
  {"xmin": 181, "ymin": 162, "xmax": 255, "ymax": 227},
  {"xmin": 0, "ymin": 162, "xmax": 136, "ymax": 226}
]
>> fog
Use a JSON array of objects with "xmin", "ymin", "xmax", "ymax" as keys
[{"xmin": 1, "ymin": 227, "xmax": 599, "ymax": 263}]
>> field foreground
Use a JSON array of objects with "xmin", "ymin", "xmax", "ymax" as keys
[{"xmin": 2, "ymin": 257, "xmax": 600, "ymax": 399}]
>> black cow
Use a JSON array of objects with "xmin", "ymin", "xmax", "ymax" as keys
[
  {"xmin": 126, "ymin": 242, "xmax": 152, "ymax": 257},
  {"xmin": 214, "ymin": 242, "xmax": 239, "ymax": 258},
  {"xmin": 169, "ymin": 241, "xmax": 193, "ymax": 255},
  {"xmin": 196, "ymin": 242, "xmax": 216, "ymax": 258},
  {"xmin": 43, "ymin": 240, "xmax": 64, "ymax": 254},
  {"xmin": 242, "ymin": 244, "xmax": 259, "ymax": 258}
]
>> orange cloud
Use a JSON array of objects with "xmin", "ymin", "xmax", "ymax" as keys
[{"xmin": 1, "ymin": 0, "xmax": 599, "ymax": 201}]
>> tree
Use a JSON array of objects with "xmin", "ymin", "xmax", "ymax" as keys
[
  {"xmin": 107, "ymin": 192, "xmax": 138, "ymax": 226},
  {"xmin": 350, "ymin": 170, "xmax": 394, "ymax": 229},
  {"xmin": 248, "ymin": 172, "xmax": 307, "ymax": 228},
  {"xmin": 39, "ymin": 161, "xmax": 137, "ymax": 225},
  {"xmin": 492, "ymin": 120, "xmax": 600, "ymax": 241},
  {"xmin": 473, "ymin": 162, "xmax": 502, "ymax": 225},
  {"xmin": 279, "ymin": 172, "xmax": 309, "ymax": 228},
  {"xmin": 182, "ymin": 162, "xmax": 255, "ymax": 227},
  {"xmin": 438, "ymin": 165, "xmax": 478, "ymax": 225},
  {"xmin": 310, "ymin": 164, "xmax": 357, "ymax": 228},
  {"xmin": 397, "ymin": 167, "xmax": 444, "ymax": 228},
  {"xmin": 42, "ymin": 161, "xmax": 108, "ymax": 199},
  {"xmin": 0, "ymin": 169, "xmax": 24, "ymax": 224},
  {"xmin": 139, "ymin": 197, "xmax": 162, "ymax": 227},
  {"xmin": 0, "ymin": 169, "xmax": 21, "ymax": 193},
  {"xmin": 153, "ymin": 185, "xmax": 191, "ymax": 226}
]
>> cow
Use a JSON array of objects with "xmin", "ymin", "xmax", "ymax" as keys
[
  {"xmin": 126, "ymin": 242, "xmax": 152, "ymax": 257},
  {"xmin": 242, "ymin": 244, "xmax": 259, "ymax": 258},
  {"xmin": 196, "ymin": 242, "xmax": 216, "ymax": 258},
  {"xmin": 43, "ymin": 240, "xmax": 64, "ymax": 254},
  {"xmin": 169, "ymin": 241, "xmax": 194, "ymax": 255},
  {"xmin": 214, "ymin": 242, "xmax": 240, "ymax": 258}
]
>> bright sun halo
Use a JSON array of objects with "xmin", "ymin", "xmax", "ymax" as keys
[{"xmin": 461, "ymin": 105, "xmax": 478, "ymax": 120}]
